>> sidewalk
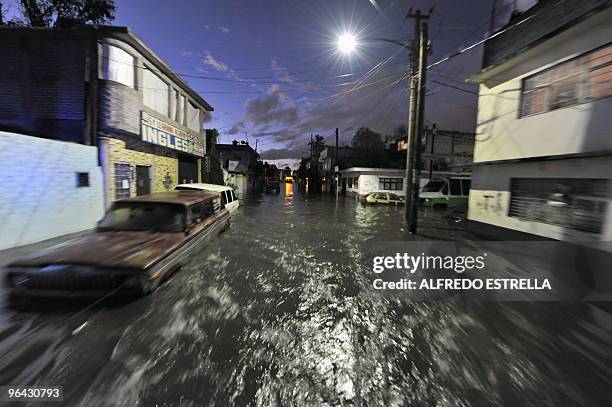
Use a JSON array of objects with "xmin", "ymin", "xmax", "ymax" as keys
[{"xmin": 0, "ymin": 230, "xmax": 91, "ymax": 268}]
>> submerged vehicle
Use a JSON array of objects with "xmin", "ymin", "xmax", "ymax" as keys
[
  {"xmin": 420, "ymin": 176, "xmax": 471, "ymax": 208},
  {"xmin": 175, "ymin": 183, "xmax": 239, "ymax": 213},
  {"xmin": 4, "ymin": 191, "xmax": 230, "ymax": 297},
  {"xmin": 361, "ymin": 192, "xmax": 405, "ymax": 206}
]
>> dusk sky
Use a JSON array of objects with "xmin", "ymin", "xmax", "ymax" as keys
[{"xmin": 8, "ymin": 0, "xmax": 535, "ymax": 160}]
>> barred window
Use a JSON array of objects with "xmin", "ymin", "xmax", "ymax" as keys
[
  {"xmin": 379, "ymin": 177, "xmax": 403, "ymax": 191},
  {"xmin": 520, "ymin": 43, "xmax": 612, "ymax": 117},
  {"xmin": 509, "ymin": 178, "xmax": 609, "ymax": 234},
  {"xmin": 114, "ymin": 163, "xmax": 131, "ymax": 199}
]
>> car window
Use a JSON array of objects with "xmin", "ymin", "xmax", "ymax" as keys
[
  {"xmin": 98, "ymin": 202, "xmax": 185, "ymax": 232},
  {"xmin": 388, "ymin": 193, "xmax": 401, "ymax": 201},
  {"xmin": 441, "ymin": 183, "xmax": 449, "ymax": 195},
  {"xmin": 231, "ymin": 190, "xmax": 237, "ymax": 201},
  {"xmin": 375, "ymin": 193, "xmax": 387, "ymax": 200},
  {"xmin": 450, "ymin": 179, "xmax": 461, "ymax": 196},
  {"xmin": 461, "ymin": 179, "xmax": 471, "ymax": 195},
  {"xmin": 221, "ymin": 191, "xmax": 227, "ymax": 206},
  {"xmin": 203, "ymin": 201, "xmax": 215, "ymax": 216},
  {"xmin": 189, "ymin": 204, "xmax": 203, "ymax": 224}
]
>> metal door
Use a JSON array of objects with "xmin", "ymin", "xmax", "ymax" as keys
[{"xmin": 136, "ymin": 165, "xmax": 151, "ymax": 196}]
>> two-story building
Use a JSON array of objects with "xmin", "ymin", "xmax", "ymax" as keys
[
  {"xmin": 0, "ymin": 25, "xmax": 213, "ymax": 207},
  {"xmin": 467, "ymin": 0, "xmax": 611, "ymax": 241}
]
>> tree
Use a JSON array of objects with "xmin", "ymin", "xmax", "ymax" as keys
[
  {"xmin": 351, "ymin": 127, "xmax": 384, "ymax": 149},
  {"xmin": 1, "ymin": 0, "xmax": 115, "ymax": 27},
  {"xmin": 308, "ymin": 134, "xmax": 326, "ymax": 158}
]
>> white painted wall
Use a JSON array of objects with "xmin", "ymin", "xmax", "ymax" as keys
[
  {"xmin": 468, "ymin": 156, "xmax": 612, "ymax": 241},
  {"xmin": 474, "ymin": 9, "xmax": 612, "ymax": 163},
  {"xmin": 0, "ymin": 132, "xmax": 105, "ymax": 249}
]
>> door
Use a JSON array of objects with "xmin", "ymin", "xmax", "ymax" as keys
[
  {"xmin": 136, "ymin": 166, "xmax": 151, "ymax": 196},
  {"xmin": 178, "ymin": 154, "xmax": 199, "ymax": 184}
]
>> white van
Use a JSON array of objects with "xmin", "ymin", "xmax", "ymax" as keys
[{"xmin": 175, "ymin": 183, "xmax": 240, "ymax": 214}]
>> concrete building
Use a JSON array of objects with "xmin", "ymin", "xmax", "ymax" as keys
[
  {"xmin": 467, "ymin": 0, "xmax": 611, "ymax": 241},
  {"xmin": 0, "ymin": 25, "xmax": 213, "ymax": 207},
  {"xmin": 217, "ymin": 141, "xmax": 260, "ymax": 197}
]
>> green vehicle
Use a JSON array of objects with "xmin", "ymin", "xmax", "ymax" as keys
[{"xmin": 420, "ymin": 176, "xmax": 471, "ymax": 208}]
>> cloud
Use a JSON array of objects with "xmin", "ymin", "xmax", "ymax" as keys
[
  {"xmin": 226, "ymin": 126, "xmax": 241, "ymax": 135},
  {"xmin": 204, "ymin": 25, "xmax": 211, "ymax": 31},
  {"xmin": 260, "ymin": 147, "xmax": 308, "ymax": 160},
  {"xmin": 203, "ymin": 51, "xmax": 229, "ymax": 72},
  {"xmin": 218, "ymin": 26, "xmax": 230, "ymax": 34},
  {"xmin": 244, "ymin": 88, "xmax": 298, "ymax": 127}
]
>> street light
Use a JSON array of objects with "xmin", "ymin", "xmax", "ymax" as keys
[
  {"xmin": 334, "ymin": 18, "xmax": 428, "ymax": 235},
  {"xmin": 337, "ymin": 33, "xmax": 357, "ymax": 54}
]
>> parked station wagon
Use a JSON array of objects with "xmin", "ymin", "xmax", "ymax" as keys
[
  {"xmin": 4, "ymin": 191, "xmax": 230, "ymax": 297},
  {"xmin": 175, "ymin": 183, "xmax": 239, "ymax": 214}
]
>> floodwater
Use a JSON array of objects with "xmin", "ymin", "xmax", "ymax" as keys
[{"xmin": 1, "ymin": 183, "xmax": 612, "ymax": 406}]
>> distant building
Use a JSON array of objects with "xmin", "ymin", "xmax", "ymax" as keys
[
  {"xmin": 0, "ymin": 25, "xmax": 213, "ymax": 206},
  {"xmin": 217, "ymin": 141, "xmax": 260, "ymax": 197},
  {"xmin": 467, "ymin": 0, "xmax": 612, "ymax": 241}
]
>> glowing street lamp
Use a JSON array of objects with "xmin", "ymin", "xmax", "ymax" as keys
[{"xmin": 337, "ymin": 33, "xmax": 357, "ymax": 54}]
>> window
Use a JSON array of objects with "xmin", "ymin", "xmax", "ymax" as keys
[
  {"xmin": 449, "ymin": 179, "xmax": 461, "ymax": 196},
  {"xmin": 509, "ymin": 178, "xmax": 608, "ymax": 234},
  {"xmin": 389, "ymin": 193, "xmax": 401, "ymax": 201},
  {"xmin": 143, "ymin": 68, "xmax": 169, "ymax": 115},
  {"xmin": 423, "ymin": 180, "xmax": 445, "ymax": 193},
  {"xmin": 189, "ymin": 203, "xmax": 203, "ymax": 224},
  {"xmin": 186, "ymin": 100, "xmax": 200, "ymax": 131},
  {"xmin": 461, "ymin": 179, "xmax": 471, "ymax": 195},
  {"xmin": 520, "ymin": 43, "xmax": 612, "ymax": 117},
  {"xmin": 76, "ymin": 172, "xmax": 90, "ymax": 187},
  {"xmin": 101, "ymin": 44, "xmax": 135, "ymax": 87},
  {"xmin": 379, "ymin": 177, "xmax": 403, "ymax": 191},
  {"xmin": 375, "ymin": 193, "xmax": 387, "ymax": 200},
  {"xmin": 179, "ymin": 95, "xmax": 186, "ymax": 125},
  {"xmin": 347, "ymin": 177, "xmax": 353, "ymax": 188},
  {"xmin": 170, "ymin": 89, "xmax": 179, "ymax": 122},
  {"xmin": 354, "ymin": 176, "xmax": 359, "ymax": 188},
  {"xmin": 203, "ymin": 201, "xmax": 215, "ymax": 216},
  {"xmin": 230, "ymin": 190, "xmax": 237, "ymax": 201},
  {"xmin": 98, "ymin": 202, "xmax": 185, "ymax": 232},
  {"xmin": 221, "ymin": 191, "xmax": 228, "ymax": 206},
  {"xmin": 114, "ymin": 163, "xmax": 131, "ymax": 199}
]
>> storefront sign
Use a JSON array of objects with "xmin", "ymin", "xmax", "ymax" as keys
[{"xmin": 141, "ymin": 112, "xmax": 204, "ymax": 156}]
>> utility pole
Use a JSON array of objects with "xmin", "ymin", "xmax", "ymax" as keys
[
  {"xmin": 404, "ymin": 9, "xmax": 430, "ymax": 234},
  {"xmin": 335, "ymin": 127, "xmax": 339, "ymax": 199}
]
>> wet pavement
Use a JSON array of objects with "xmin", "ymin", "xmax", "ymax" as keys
[{"xmin": 1, "ymin": 183, "xmax": 612, "ymax": 406}]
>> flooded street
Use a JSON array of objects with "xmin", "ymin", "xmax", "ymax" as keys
[{"xmin": 1, "ymin": 184, "xmax": 612, "ymax": 406}]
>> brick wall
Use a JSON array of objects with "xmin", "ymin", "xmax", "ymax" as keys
[
  {"xmin": 0, "ymin": 35, "xmax": 87, "ymax": 143},
  {"xmin": 100, "ymin": 135, "xmax": 178, "ymax": 203},
  {"xmin": 0, "ymin": 131, "xmax": 105, "ymax": 249}
]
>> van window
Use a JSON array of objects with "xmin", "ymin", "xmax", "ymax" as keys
[
  {"xmin": 230, "ymin": 190, "xmax": 237, "ymax": 201},
  {"xmin": 461, "ymin": 179, "xmax": 471, "ymax": 195},
  {"xmin": 423, "ymin": 180, "xmax": 445, "ymax": 192},
  {"xmin": 221, "ymin": 191, "xmax": 227, "ymax": 206},
  {"xmin": 450, "ymin": 179, "xmax": 461, "ymax": 196}
]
